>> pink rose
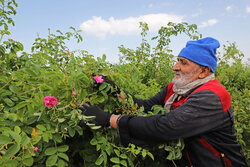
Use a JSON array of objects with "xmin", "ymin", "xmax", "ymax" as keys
[
  {"xmin": 72, "ymin": 92, "xmax": 76, "ymax": 95},
  {"xmin": 90, "ymin": 62, "xmax": 93, "ymax": 65},
  {"xmin": 43, "ymin": 96, "xmax": 58, "ymax": 107},
  {"xmin": 94, "ymin": 76, "xmax": 104, "ymax": 83},
  {"xmin": 34, "ymin": 147, "xmax": 38, "ymax": 152}
]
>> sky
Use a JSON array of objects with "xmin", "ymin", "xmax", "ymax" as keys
[{"xmin": 8, "ymin": 0, "xmax": 250, "ymax": 63}]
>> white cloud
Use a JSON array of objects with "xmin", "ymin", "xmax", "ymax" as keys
[
  {"xmin": 99, "ymin": 48, "xmax": 109, "ymax": 52},
  {"xmin": 191, "ymin": 9, "xmax": 202, "ymax": 17},
  {"xmin": 226, "ymin": 5, "xmax": 232, "ymax": 11},
  {"xmin": 80, "ymin": 14, "xmax": 184, "ymax": 39},
  {"xmin": 246, "ymin": 6, "xmax": 250, "ymax": 13},
  {"xmin": 199, "ymin": 19, "xmax": 218, "ymax": 28},
  {"xmin": 191, "ymin": 13, "xmax": 200, "ymax": 17}
]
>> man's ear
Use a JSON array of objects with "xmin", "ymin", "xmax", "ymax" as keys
[{"xmin": 198, "ymin": 67, "xmax": 211, "ymax": 79}]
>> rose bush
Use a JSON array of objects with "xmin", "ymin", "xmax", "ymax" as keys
[{"xmin": 0, "ymin": 1, "xmax": 249, "ymax": 166}]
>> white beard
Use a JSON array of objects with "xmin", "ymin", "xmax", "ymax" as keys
[{"xmin": 172, "ymin": 68, "xmax": 199, "ymax": 88}]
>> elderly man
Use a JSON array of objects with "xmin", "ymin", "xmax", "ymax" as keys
[{"xmin": 80, "ymin": 37, "xmax": 247, "ymax": 166}]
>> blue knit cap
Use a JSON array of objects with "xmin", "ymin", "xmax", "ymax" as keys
[{"xmin": 178, "ymin": 37, "xmax": 220, "ymax": 72}]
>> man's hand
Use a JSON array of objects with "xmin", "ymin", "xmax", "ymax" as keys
[
  {"xmin": 79, "ymin": 103, "xmax": 111, "ymax": 127},
  {"xmin": 93, "ymin": 75, "xmax": 121, "ymax": 95}
]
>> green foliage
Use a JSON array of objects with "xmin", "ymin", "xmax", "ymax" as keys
[
  {"xmin": 216, "ymin": 43, "xmax": 250, "ymax": 163},
  {"xmin": 0, "ymin": 0, "xmax": 249, "ymax": 166},
  {"xmin": 0, "ymin": 0, "xmax": 17, "ymax": 41},
  {"xmin": 118, "ymin": 22, "xmax": 202, "ymax": 89}
]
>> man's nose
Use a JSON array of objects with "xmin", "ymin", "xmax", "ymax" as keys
[{"xmin": 172, "ymin": 62, "xmax": 180, "ymax": 71}]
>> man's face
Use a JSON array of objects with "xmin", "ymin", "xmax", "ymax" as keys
[{"xmin": 172, "ymin": 57, "xmax": 201, "ymax": 87}]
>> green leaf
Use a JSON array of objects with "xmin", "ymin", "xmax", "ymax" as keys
[
  {"xmin": 27, "ymin": 104, "xmax": 35, "ymax": 115},
  {"xmin": 9, "ymin": 85, "xmax": 17, "ymax": 92},
  {"xmin": 9, "ymin": 131, "xmax": 21, "ymax": 144},
  {"xmin": 7, "ymin": 113, "xmax": 18, "ymax": 121},
  {"xmin": 90, "ymin": 125, "xmax": 102, "ymax": 130},
  {"xmin": 4, "ymin": 159, "xmax": 18, "ymax": 167},
  {"xmin": 57, "ymin": 159, "xmax": 65, "ymax": 167},
  {"xmin": 167, "ymin": 151, "xmax": 175, "ymax": 160},
  {"xmin": 26, "ymin": 116, "xmax": 37, "ymax": 125},
  {"xmin": 23, "ymin": 157, "xmax": 34, "ymax": 166},
  {"xmin": 23, "ymin": 68, "xmax": 37, "ymax": 77},
  {"xmin": 11, "ymin": 96, "xmax": 19, "ymax": 102},
  {"xmin": 164, "ymin": 146, "xmax": 173, "ymax": 152},
  {"xmin": 114, "ymin": 149, "xmax": 120, "ymax": 156},
  {"xmin": 15, "ymin": 101, "xmax": 28, "ymax": 110},
  {"xmin": 81, "ymin": 115, "xmax": 96, "ymax": 121},
  {"xmin": 45, "ymin": 147, "xmax": 57, "ymax": 156},
  {"xmin": 98, "ymin": 96, "xmax": 105, "ymax": 103},
  {"xmin": 147, "ymin": 152, "xmax": 154, "ymax": 160},
  {"xmin": 90, "ymin": 138, "xmax": 97, "ymax": 145},
  {"xmin": 112, "ymin": 165, "xmax": 120, "ymax": 167},
  {"xmin": 99, "ymin": 83, "xmax": 107, "ymax": 91},
  {"xmin": 102, "ymin": 54, "xmax": 106, "ymax": 61},
  {"xmin": 106, "ymin": 144, "xmax": 112, "ymax": 156},
  {"xmin": 58, "ymin": 118, "xmax": 65, "ymax": 123},
  {"xmin": 96, "ymin": 144, "xmax": 101, "ymax": 151},
  {"xmin": 57, "ymin": 104, "xmax": 70, "ymax": 111},
  {"xmin": 46, "ymin": 155, "xmax": 58, "ymax": 166},
  {"xmin": 0, "ymin": 90, "xmax": 12, "ymax": 97},
  {"xmin": 21, "ymin": 134, "xmax": 30, "ymax": 146},
  {"xmin": 32, "ymin": 136, "xmax": 42, "ymax": 145},
  {"xmin": 14, "ymin": 126, "xmax": 21, "ymax": 134},
  {"xmin": 175, "ymin": 149, "xmax": 182, "ymax": 159},
  {"xmin": 23, "ymin": 149, "xmax": 33, "ymax": 159},
  {"xmin": 142, "ymin": 149, "xmax": 146, "ymax": 158},
  {"xmin": 102, "ymin": 151, "xmax": 108, "ymax": 164},
  {"xmin": 68, "ymin": 127, "xmax": 75, "ymax": 137},
  {"xmin": 95, "ymin": 154, "xmax": 104, "ymax": 166},
  {"xmin": 53, "ymin": 133, "xmax": 62, "ymax": 143},
  {"xmin": 43, "ymin": 133, "xmax": 49, "ymax": 143},
  {"xmin": 3, "ymin": 144, "xmax": 20, "ymax": 160},
  {"xmin": 40, "ymin": 84, "xmax": 53, "ymax": 91},
  {"xmin": 4, "ymin": 98, "xmax": 15, "ymax": 107},
  {"xmin": 0, "ymin": 45, "xmax": 6, "ymax": 56},
  {"xmin": 36, "ymin": 124, "xmax": 46, "ymax": 131},
  {"xmin": 120, "ymin": 160, "xmax": 127, "ymax": 167},
  {"xmin": 9, "ymin": 85, "xmax": 20, "ymax": 93},
  {"xmin": 120, "ymin": 153, "xmax": 127, "ymax": 159},
  {"xmin": 58, "ymin": 153, "xmax": 69, "ymax": 162},
  {"xmin": 75, "ymin": 125, "xmax": 83, "ymax": 135},
  {"xmin": 110, "ymin": 157, "xmax": 120, "ymax": 164},
  {"xmin": 0, "ymin": 134, "xmax": 12, "ymax": 144},
  {"xmin": 57, "ymin": 145, "xmax": 69, "ymax": 152}
]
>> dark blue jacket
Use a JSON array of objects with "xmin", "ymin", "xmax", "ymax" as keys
[{"xmin": 117, "ymin": 80, "xmax": 247, "ymax": 167}]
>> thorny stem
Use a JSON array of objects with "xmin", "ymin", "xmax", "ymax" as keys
[{"xmin": 172, "ymin": 160, "xmax": 177, "ymax": 167}]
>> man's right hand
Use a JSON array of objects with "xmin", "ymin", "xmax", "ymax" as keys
[{"xmin": 78, "ymin": 103, "xmax": 111, "ymax": 127}]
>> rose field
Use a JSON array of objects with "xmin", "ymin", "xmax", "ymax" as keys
[{"xmin": 0, "ymin": 1, "xmax": 249, "ymax": 166}]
